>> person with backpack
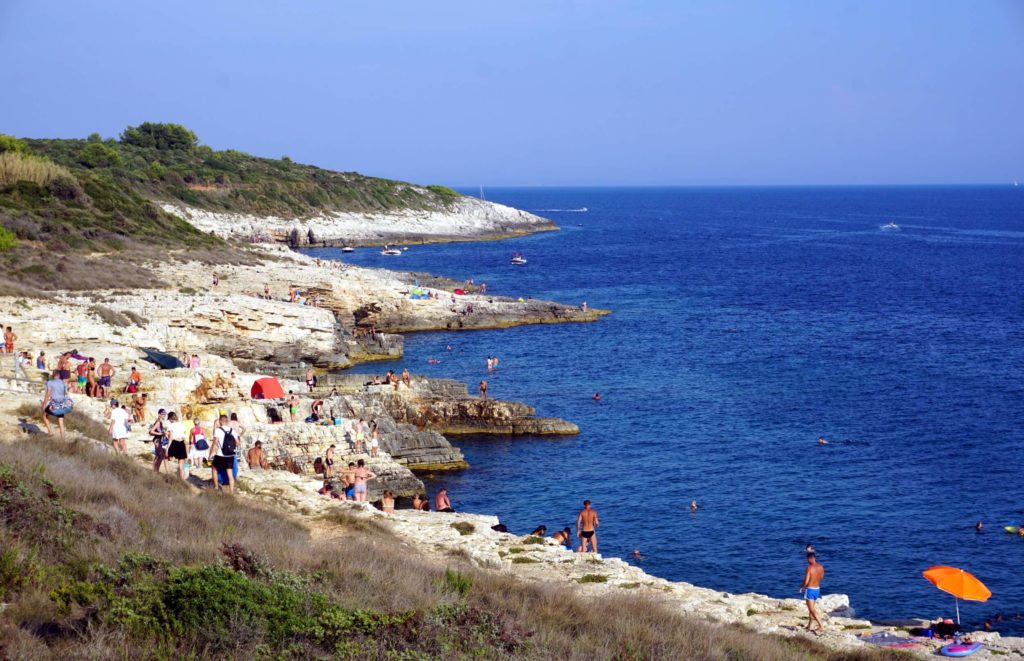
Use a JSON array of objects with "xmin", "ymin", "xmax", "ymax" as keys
[
  {"xmin": 210, "ymin": 414, "xmax": 237, "ymax": 493},
  {"xmin": 41, "ymin": 369, "xmax": 70, "ymax": 440}
]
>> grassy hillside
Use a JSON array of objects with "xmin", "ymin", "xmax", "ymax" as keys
[
  {"xmin": 0, "ymin": 123, "xmax": 460, "ymax": 293},
  {"xmin": 0, "ymin": 429, "xmax": 902, "ymax": 660}
]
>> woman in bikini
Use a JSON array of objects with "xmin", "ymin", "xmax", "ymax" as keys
[{"xmin": 352, "ymin": 459, "xmax": 376, "ymax": 502}]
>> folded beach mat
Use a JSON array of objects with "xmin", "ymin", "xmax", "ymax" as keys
[{"xmin": 859, "ymin": 631, "xmax": 919, "ymax": 648}]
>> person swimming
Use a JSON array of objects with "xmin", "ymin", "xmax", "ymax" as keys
[
  {"xmin": 632, "ymin": 549, "xmax": 642, "ymax": 560},
  {"xmin": 817, "ymin": 437, "xmax": 828, "ymax": 445}
]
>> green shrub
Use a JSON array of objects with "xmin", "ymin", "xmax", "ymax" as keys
[
  {"xmin": 511, "ymin": 557, "xmax": 539, "ymax": 564},
  {"xmin": 523, "ymin": 536, "xmax": 545, "ymax": 544},
  {"xmin": 47, "ymin": 174, "xmax": 85, "ymax": 200},
  {"xmin": 577, "ymin": 574, "xmax": 608, "ymax": 584},
  {"xmin": 450, "ymin": 521, "xmax": 475, "ymax": 536},
  {"xmin": 0, "ymin": 225, "xmax": 17, "ymax": 251},
  {"xmin": 427, "ymin": 184, "xmax": 459, "ymax": 202},
  {"xmin": 0, "ymin": 134, "xmax": 30, "ymax": 154},
  {"xmin": 440, "ymin": 568, "xmax": 472, "ymax": 598},
  {"xmin": 78, "ymin": 142, "xmax": 122, "ymax": 168}
]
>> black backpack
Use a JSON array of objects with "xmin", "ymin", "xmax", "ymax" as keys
[{"xmin": 219, "ymin": 427, "xmax": 237, "ymax": 456}]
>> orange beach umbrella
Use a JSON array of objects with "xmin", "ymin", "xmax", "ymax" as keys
[{"xmin": 922, "ymin": 565, "xmax": 991, "ymax": 624}]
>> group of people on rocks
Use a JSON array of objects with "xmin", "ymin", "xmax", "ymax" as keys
[
  {"xmin": 524, "ymin": 500, "xmax": 601, "ymax": 553},
  {"xmin": 316, "ymin": 458, "xmax": 377, "ymax": 502}
]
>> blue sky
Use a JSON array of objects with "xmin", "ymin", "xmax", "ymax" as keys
[{"xmin": 1, "ymin": 1, "xmax": 1022, "ymax": 185}]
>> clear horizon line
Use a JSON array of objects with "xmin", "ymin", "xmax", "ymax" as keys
[{"xmin": 452, "ymin": 182, "xmax": 1019, "ymax": 189}]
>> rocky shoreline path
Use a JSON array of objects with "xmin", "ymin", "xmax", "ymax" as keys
[{"xmin": 1, "ymin": 232, "xmax": 1020, "ymax": 658}]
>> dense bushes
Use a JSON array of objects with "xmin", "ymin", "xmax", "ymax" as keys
[{"xmin": 120, "ymin": 122, "xmax": 198, "ymax": 151}]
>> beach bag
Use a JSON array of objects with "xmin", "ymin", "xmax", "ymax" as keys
[
  {"xmin": 49, "ymin": 397, "xmax": 74, "ymax": 416},
  {"xmin": 219, "ymin": 427, "xmax": 237, "ymax": 456},
  {"xmin": 195, "ymin": 437, "xmax": 209, "ymax": 451}
]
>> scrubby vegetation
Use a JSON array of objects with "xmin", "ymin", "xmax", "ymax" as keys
[
  {"xmin": 0, "ymin": 123, "xmax": 462, "ymax": 292},
  {"xmin": 0, "ymin": 434, "xmax": 908, "ymax": 660}
]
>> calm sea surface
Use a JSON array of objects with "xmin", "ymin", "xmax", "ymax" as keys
[{"xmin": 306, "ymin": 186, "xmax": 1024, "ymax": 631}]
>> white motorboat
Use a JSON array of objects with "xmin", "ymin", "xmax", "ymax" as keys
[
  {"xmin": 880, "ymin": 222, "xmax": 899, "ymax": 231},
  {"xmin": 341, "ymin": 246, "xmax": 355, "ymax": 253},
  {"xmin": 381, "ymin": 245, "xmax": 402, "ymax": 256},
  {"xmin": 510, "ymin": 251, "xmax": 527, "ymax": 265}
]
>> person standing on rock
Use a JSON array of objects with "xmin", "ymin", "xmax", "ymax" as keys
[
  {"xmin": 210, "ymin": 414, "xmax": 238, "ymax": 494},
  {"xmin": 369, "ymin": 420, "xmax": 380, "ymax": 458},
  {"xmin": 324, "ymin": 444, "xmax": 335, "ymax": 478},
  {"xmin": 576, "ymin": 500, "xmax": 600, "ymax": 553},
  {"xmin": 166, "ymin": 412, "xmax": 189, "ymax": 481},
  {"xmin": 41, "ymin": 370, "xmax": 68, "ymax": 440},
  {"xmin": 401, "ymin": 368, "xmax": 411, "ymax": 388},
  {"xmin": 305, "ymin": 367, "xmax": 316, "ymax": 393},
  {"xmin": 4, "ymin": 325, "xmax": 16, "ymax": 355},
  {"xmin": 287, "ymin": 391, "xmax": 299, "ymax": 422},
  {"xmin": 98, "ymin": 358, "xmax": 115, "ymax": 399},
  {"xmin": 800, "ymin": 551, "xmax": 826, "ymax": 635},
  {"xmin": 479, "ymin": 380, "xmax": 488, "ymax": 400},
  {"xmin": 108, "ymin": 400, "xmax": 130, "ymax": 454},
  {"xmin": 352, "ymin": 458, "xmax": 376, "ymax": 502}
]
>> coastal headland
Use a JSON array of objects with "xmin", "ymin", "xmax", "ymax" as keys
[{"xmin": 2, "ymin": 126, "xmax": 1020, "ymax": 658}]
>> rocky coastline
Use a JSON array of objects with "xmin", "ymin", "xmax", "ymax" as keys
[
  {"xmin": 160, "ymin": 194, "xmax": 558, "ymax": 246},
  {"xmin": 2, "ymin": 201, "xmax": 1021, "ymax": 659}
]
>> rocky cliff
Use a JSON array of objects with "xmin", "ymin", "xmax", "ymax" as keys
[{"xmin": 161, "ymin": 196, "xmax": 558, "ymax": 246}]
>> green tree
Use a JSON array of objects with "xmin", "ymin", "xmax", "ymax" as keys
[
  {"xmin": 79, "ymin": 142, "xmax": 122, "ymax": 168},
  {"xmin": 0, "ymin": 134, "xmax": 29, "ymax": 154},
  {"xmin": 120, "ymin": 123, "xmax": 198, "ymax": 151}
]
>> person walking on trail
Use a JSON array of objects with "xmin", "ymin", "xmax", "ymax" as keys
[
  {"xmin": 108, "ymin": 400, "xmax": 130, "ymax": 454},
  {"xmin": 211, "ymin": 414, "xmax": 238, "ymax": 494},
  {"xmin": 166, "ymin": 411, "xmax": 189, "ymax": 481},
  {"xmin": 800, "ymin": 551, "xmax": 826, "ymax": 635},
  {"xmin": 41, "ymin": 370, "xmax": 68, "ymax": 440},
  {"xmin": 576, "ymin": 500, "xmax": 600, "ymax": 553}
]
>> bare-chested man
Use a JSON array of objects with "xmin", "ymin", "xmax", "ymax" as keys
[
  {"xmin": 287, "ymin": 391, "xmax": 300, "ymax": 422},
  {"xmin": 800, "ymin": 551, "xmax": 826, "ymax": 634},
  {"xmin": 576, "ymin": 499, "xmax": 599, "ymax": 553},
  {"xmin": 98, "ymin": 358, "xmax": 115, "ymax": 398}
]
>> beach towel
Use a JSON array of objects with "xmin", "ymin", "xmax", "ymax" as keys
[{"xmin": 859, "ymin": 631, "xmax": 919, "ymax": 648}]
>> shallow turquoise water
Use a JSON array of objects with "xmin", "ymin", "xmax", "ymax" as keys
[{"xmin": 306, "ymin": 186, "xmax": 1024, "ymax": 630}]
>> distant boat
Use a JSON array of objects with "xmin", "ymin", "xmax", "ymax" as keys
[
  {"xmin": 341, "ymin": 246, "xmax": 355, "ymax": 253},
  {"xmin": 381, "ymin": 245, "xmax": 402, "ymax": 256},
  {"xmin": 510, "ymin": 251, "xmax": 527, "ymax": 265},
  {"xmin": 880, "ymin": 222, "xmax": 899, "ymax": 231}
]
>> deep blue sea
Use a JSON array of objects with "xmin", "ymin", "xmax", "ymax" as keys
[{"xmin": 306, "ymin": 186, "xmax": 1024, "ymax": 631}]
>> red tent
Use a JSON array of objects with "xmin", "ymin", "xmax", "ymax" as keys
[{"xmin": 250, "ymin": 377, "xmax": 285, "ymax": 400}]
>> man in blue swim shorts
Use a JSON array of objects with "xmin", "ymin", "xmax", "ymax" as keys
[{"xmin": 801, "ymin": 551, "xmax": 826, "ymax": 634}]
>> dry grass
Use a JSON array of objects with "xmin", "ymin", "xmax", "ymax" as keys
[
  {"xmin": 0, "ymin": 152, "xmax": 73, "ymax": 188},
  {"xmin": 0, "ymin": 435, "xmax": 907, "ymax": 660}
]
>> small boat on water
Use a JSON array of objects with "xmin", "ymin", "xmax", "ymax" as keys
[
  {"xmin": 341, "ymin": 246, "xmax": 355, "ymax": 253},
  {"xmin": 510, "ymin": 251, "xmax": 527, "ymax": 265},
  {"xmin": 381, "ymin": 245, "xmax": 402, "ymax": 256},
  {"xmin": 881, "ymin": 222, "xmax": 899, "ymax": 231}
]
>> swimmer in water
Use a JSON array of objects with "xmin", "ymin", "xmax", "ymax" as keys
[
  {"xmin": 690, "ymin": 499, "xmax": 698, "ymax": 513},
  {"xmin": 976, "ymin": 521, "xmax": 983, "ymax": 531},
  {"xmin": 805, "ymin": 544, "xmax": 815, "ymax": 554},
  {"xmin": 817, "ymin": 437, "xmax": 828, "ymax": 445},
  {"xmin": 592, "ymin": 392, "xmax": 601, "ymax": 401},
  {"xmin": 632, "ymin": 549, "xmax": 642, "ymax": 560}
]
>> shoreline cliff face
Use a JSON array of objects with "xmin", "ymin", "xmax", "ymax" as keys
[{"xmin": 160, "ymin": 195, "xmax": 558, "ymax": 246}]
